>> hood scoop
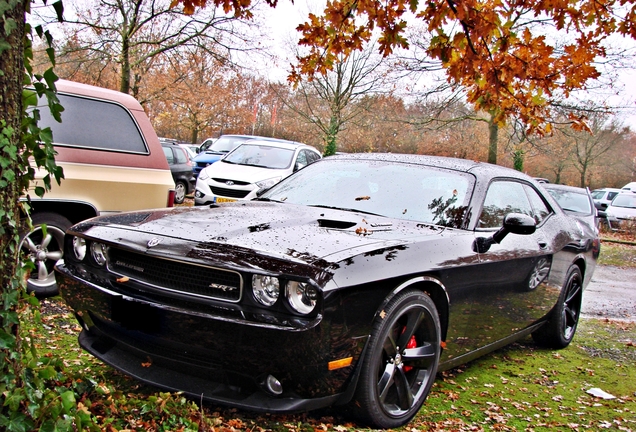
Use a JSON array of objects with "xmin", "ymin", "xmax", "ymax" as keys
[{"xmin": 318, "ymin": 219, "xmax": 357, "ymax": 229}]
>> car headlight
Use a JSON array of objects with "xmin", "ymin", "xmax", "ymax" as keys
[
  {"xmin": 90, "ymin": 242, "xmax": 108, "ymax": 266},
  {"xmin": 252, "ymin": 275, "xmax": 279, "ymax": 306},
  {"xmin": 286, "ymin": 281, "xmax": 318, "ymax": 314},
  {"xmin": 198, "ymin": 169, "xmax": 210, "ymax": 180},
  {"xmin": 72, "ymin": 236, "xmax": 87, "ymax": 261},
  {"xmin": 256, "ymin": 177, "xmax": 282, "ymax": 191}
]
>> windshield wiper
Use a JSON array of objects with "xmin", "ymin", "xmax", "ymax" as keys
[
  {"xmin": 309, "ymin": 204, "xmax": 382, "ymax": 216},
  {"xmin": 253, "ymin": 197, "xmax": 284, "ymax": 203}
]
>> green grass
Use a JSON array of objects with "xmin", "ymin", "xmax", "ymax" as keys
[
  {"xmin": 599, "ymin": 241, "xmax": 636, "ymax": 268},
  {"xmin": 24, "ymin": 298, "xmax": 636, "ymax": 431}
]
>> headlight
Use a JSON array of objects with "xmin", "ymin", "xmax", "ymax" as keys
[
  {"xmin": 252, "ymin": 275, "xmax": 279, "ymax": 306},
  {"xmin": 198, "ymin": 169, "xmax": 210, "ymax": 180},
  {"xmin": 72, "ymin": 236, "xmax": 86, "ymax": 261},
  {"xmin": 90, "ymin": 242, "xmax": 108, "ymax": 266},
  {"xmin": 256, "ymin": 177, "xmax": 282, "ymax": 190},
  {"xmin": 286, "ymin": 281, "xmax": 318, "ymax": 314}
]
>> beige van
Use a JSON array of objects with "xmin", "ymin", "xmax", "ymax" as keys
[{"xmin": 22, "ymin": 80, "xmax": 175, "ymax": 296}]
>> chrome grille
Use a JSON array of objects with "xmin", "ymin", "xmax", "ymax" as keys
[{"xmin": 109, "ymin": 248, "xmax": 242, "ymax": 302}]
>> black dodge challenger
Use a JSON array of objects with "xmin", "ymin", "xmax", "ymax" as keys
[{"xmin": 55, "ymin": 153, "xmax": 599, "ymax": 428}]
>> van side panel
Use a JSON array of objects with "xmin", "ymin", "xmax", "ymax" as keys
[{"xmin": 31, "ymin": 163, "xmax": 175, "ymax": 214}]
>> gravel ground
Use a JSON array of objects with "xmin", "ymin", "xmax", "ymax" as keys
[{"xmin": 582, "ymin": 265, "xmax": 636, "ymax": 322}]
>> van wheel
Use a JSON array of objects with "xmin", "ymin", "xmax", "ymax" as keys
[
  {"xmin": 20, "ymin": 212, "xmax": 71, "ymax": 297},
  {"xmin": 174, "ymin": 181, "xmax": 187, "ymax": 204}
]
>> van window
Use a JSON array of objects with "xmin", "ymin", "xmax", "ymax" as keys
[{"xmin": 37, "ymin": 94, "xmax": 149, "ymax": 154}]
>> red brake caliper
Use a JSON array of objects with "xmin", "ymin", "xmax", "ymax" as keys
[{"xmin": 403, "ymin": 333, "xmax": 417, "ymax": 372}]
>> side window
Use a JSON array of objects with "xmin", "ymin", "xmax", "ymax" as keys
[
  {"xmin": 523, "ymin": 185, "xmax": 552, "ymax": 224},
  {"xmin": 608, "ymin": 192, "xmax": 618, "ymax": 201},
  {"xmin": 37, "ymin": 93, "xmax": 148, "ymax": 154},
  {"xmin": 296, "ymin": 150, "xmax": 309, "ymax": 169},
  {"xmin": 479, "ymin": 181, "xmax": 534, "ymax": 228},
  {"xmin": 174, "ymin": 147, "xmax": 188, "ymax": 164},
  {"xmin": 307, "ymin": 151, "xmax": 320, "ymax": 164},
  {"xmin": 163, "ymin": 147, "xmax": 174, "ymax": 164}
]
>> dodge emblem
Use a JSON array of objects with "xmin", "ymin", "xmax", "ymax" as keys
[{"xmin": 147, "ymin": 238, "xmax": 162, "ymax": 248}]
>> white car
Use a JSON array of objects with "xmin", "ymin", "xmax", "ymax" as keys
[
  {"xmin": 605, "ymin": 192, "xmax": 636, "ymax": 230},
  {"xmin": 622, "ymin": 182, "xmax": 636, "ymax": 193},
  {"xmin": 194, "ymin": 139, "xmax": 321, "ymax": 205}
]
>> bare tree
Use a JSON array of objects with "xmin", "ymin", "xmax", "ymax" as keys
[
  {"xmin": 283, "ymin": 45, "xmax": 391, "ymax": 155},
  {"xmin": 38, "ymin": 0, "xmax": 265, "ymax": 97}
]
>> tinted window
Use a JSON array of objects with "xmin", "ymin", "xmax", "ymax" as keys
[
  {"xmin": 608, "ymin": 192, "xmax": 618, "ymax": 201},
  {"xmin": 174, "ymin": 147, "xmax": 189, "ymax": 164},
  {"xmin": 37, "ymin": 93, "xmax": 148, "ymax": 154},
  {"xmin": 163, "ymin": 146, "xmax": 174, "ymax": 164},
  {"xmin": 479, "ymin": 181, "xmax": 534, "ymax": 228},
  {"xmin": 525, "ymin": 185, "xmax": 552, "ymax": 223},
  {"xmin": 262, "ymin": 159, "xmax": 473, "ymax": 227}
]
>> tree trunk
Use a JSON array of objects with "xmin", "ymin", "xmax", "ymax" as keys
[
  {"xmin": 488, "ymin": 114, "xmax": 498, "ymax": 164},
  {"xmin": 0, "ymin": 0, "xmax": 27, "ymax": 390},
  {"xmin": 0, "ymin": 0, "xmax": 26, "ymax": 294},
  {"xmin": 120, "ymin": 38, "xmax": 131, "ymax": 94}
]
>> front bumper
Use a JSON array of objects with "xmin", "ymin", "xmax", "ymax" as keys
[
  {"xmin": 193, "ymin": 173, "xmax": 261, "ymax": 206},
  {"xmin": 56, "ymin": 262, "xmax": 366, "ymax": 412}
]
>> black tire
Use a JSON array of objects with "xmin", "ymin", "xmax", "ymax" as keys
[
  {"xmin": 19, "ymin": 212, "xmax": 71, "ymax": 297},
  {"xmin": 174, "ymin": 181, "xmax": 187, "ymax": 204},
  {"xmin": 532, "ymin": 265, "xmax": 583, "ymax": 348},
  {"xmin": 351, "ymin": 290, "xmax": 441, "ymax": 429}
]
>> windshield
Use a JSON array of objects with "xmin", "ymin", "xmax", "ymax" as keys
[
  {"xmin": 206, "ymin": 136, "xmax": 250, "ymax": 153},
  {"xmin": 546, "ymin": 189, "xmax": 593, "ymax": 215},
  {"xmin": 612, "ymin": 194, "xmax": 636, "ymax": 209},
  {"xmin": 223, "ymin": 144, "xmax": 295, "ymax": 169},
  {"xmin": 591, "ymin": 190, "xmax": 605, "ymax": 199},
  {"xmin": 260, "ymin": 158, "xmax": 474, "ymax": 227}
]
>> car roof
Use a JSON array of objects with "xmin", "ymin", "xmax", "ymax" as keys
[
  {"xmin": 326, "ymin": 153, "xmax": 536, "ymax": 181},
  {"xmin": 543, "ymin": 183, "xmax": 589, "ymax": 193},
  {"xmin": 238, "ymin": 138, "xmax": 318, "ymax": 151},
  {"xmin": 56, "ymin": 79, "xmax": 142, "ymax": 111},
  {"xmin": 592, "ymin": 187, "xmax": 622, "ymax": 192}
]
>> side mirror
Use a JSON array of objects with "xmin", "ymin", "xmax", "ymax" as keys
[{"xmin": 473, "ymin": 213, "xmax": 536, "ymax": 253}]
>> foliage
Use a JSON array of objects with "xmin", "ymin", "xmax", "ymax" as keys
[
  {"xmin": 0, "ymin": 1, "xmax": 88, "ymax": 429},
  {"xmin": 28, "ymin": 298, "xmax": 636, "ymax": 431},
  {"xmin": 174, "ymin": 0, "xmax": 636, "ymax": 134}
]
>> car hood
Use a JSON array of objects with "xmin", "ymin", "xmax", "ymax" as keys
[
  {"xmin": 206, "ymin": 160, "xmax": 291, "ymax": 183},
  {"xmin": 77, "ymin": 202, "xmax": 451, "ymax": 265}
]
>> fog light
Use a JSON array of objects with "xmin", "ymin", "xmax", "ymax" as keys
[{"xmin": 260, "ymin": 374, "xmax": 283, "ymax": 396}]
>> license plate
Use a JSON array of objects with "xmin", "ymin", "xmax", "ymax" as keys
[{"xmin": 215, "ymin": 197, "xmax": 236, "ymax": 203}]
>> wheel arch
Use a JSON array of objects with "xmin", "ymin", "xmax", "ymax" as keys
[
  {"xmin": 373, "ymin": 276, "xmax": 450, "ymax": 343},
  {"xmin": 21, "ymin": 199, "xmax": 99, "ymax": 226}
]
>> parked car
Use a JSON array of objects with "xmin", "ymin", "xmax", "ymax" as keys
[
  {"xmin": 21, "ymin": 79, "xmax": 175, "ymax": 296},
  {"xmin": 161, "ymin": 141, "xmax": 196, "ymax": 204},
  {"xmin": 605, "ymin": 192, "xmax": 636, "ymax": 230},
  {"xmin": 543, "ymin": 184, "xmax": 600, "ymax": 245},
  {"xmin": 178, "ymin": 143, "xmax": 199, "ymax": 160},
  {"xmin": 194, "ymin": 139, "xmax": 321, "ymax": 205},
  {"xmin": 192, "ymin": 134, "xmax": 258, "ymax": 177},
  {"xmin": 591, "ymin": 187, "xmax": 622, "ymax": 210},
  {"xmin": 621, "ymin": 182, "xmax": 636, "ymax": 193},
  {"xmin": 56, "ymin": 154, "xmax": 598, "ymax": 428}
]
